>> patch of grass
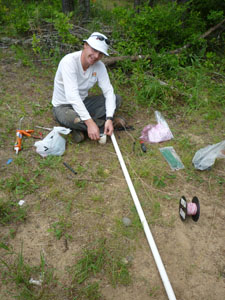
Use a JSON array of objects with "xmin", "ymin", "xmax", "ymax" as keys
[
  {"xmin": 114, "ymin": 205, "xmax": 142, "ymax": 240},
  {"xmin": 177, "ymin": 136, "xmax": 193, "ymax": 150},
  {"xmin": 149, "ymin": 201, "xmax": 161, "ymax": 225},
  {"xmin": 203, "ymin": 109, "xmax": 222, "ymax": 121},
  {"xmin": 72, "ymin": 164, "xmax": 85, "ymax": 174},
  {"xmin": 0, "ymin": 198, "xmax": 27, "ymax": 225},
  {"xmin": 152, "ymin": 173, "xmax": 177, "ymax": 189},
  {"xmin": 69, "ymin": 282, "xmax": 102, "ymax": 300},
  {"xmin": 48, "ymin": 216, "xmax": 72, "ymax": 240},
  {"xmin": 153, "ymin": 175, "xmax": 166, "ymax": 188},
  {"xmin": 9, "ymin": 228, "xmax": 17, "ymax": 238},
  {"xmin": 36, "ymin": 155, "xmax": 62, "ymax": 169},
  {"xmin": 13, "ymin": 156, "xmax": 27, "ymax": 166},
  {"xmin": 72, "ymin": 241, "xmax": 106, "ymax": 284},
  {"xmin": 185, "ymin": 169, "xmax": 205, "ymax": 184},
  {"xmin": 149, "ymin": 285, "xmax": 160, "ymax": 297},
  {"xmin": 0, "ymin": 174, "xmax": 39, "ymax": 197},
  {"xmin": 68, "ymin": 238, "xmax": 131, "ymax": 298},
  {"xmin": 75, "ymin": 179, "xmax": 87, "ymax": 188},
  {"xmin": 10, "ymin": 45, "xmax": 35, "ymax": 67},
  {"xmin": 46, "ymin": 186, "xmax": 62, "ymax": 199},
  {"xmin": 138, "ymin": 166, "xmax": 151, "ymax": 178},
  {"xmin": 0, "ymin": 245, "xmax": 56, "ymax": 300},
  {"xmin": 216, "ymin": 176, "xmax": 225, "ymax": 186},
  {"xmin": 96, "ymin": 165, "xmax": 110, "ymax": 179},
  {"xmin": 91, "ymin": 194, "xmax": 104, "ymax": 203},
  {"xmin": 31, "ymin": 101, "xmax": 52, "ymax": 116}
]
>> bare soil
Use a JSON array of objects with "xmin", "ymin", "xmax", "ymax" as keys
[{"xmin": 0, "ymin": 48, "xmax": 225, "ymax": 299}]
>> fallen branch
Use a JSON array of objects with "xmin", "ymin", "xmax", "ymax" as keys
[
  {"xmin": 169, "ymin": 18, "xmax": 225, "ymax": 54},
  {"xmin": 200, "ymin": 18, "xmax": 225, "ymax": 39},
  {"xmin": 104, "ymin": 19, "xmax": 225, "ymax": 64}
]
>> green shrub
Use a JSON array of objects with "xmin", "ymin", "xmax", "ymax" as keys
[
  {"xmin": 0, "ymin": 0, "xmax": 8, "ymax": 25},
  {"xmin": 112, "ymin": 2, "xmax": 205, "ymax": 55},
  {"xmin": 190, "ymin": 0, "xmax": 225, "ymax": 24},
  {"xmin": 1, "ymin": 0, "xmax": 62, "ymax": 35},
  {"xmin": 51, "ymin": 11, "xmax": 78, "ymax": 44}
]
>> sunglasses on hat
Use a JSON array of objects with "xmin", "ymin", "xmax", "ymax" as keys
[{"xmin": 91, "ymin": 35, "xmax": 110, "ymax": 45}]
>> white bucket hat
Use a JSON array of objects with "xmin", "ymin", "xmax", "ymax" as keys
[{"xmin": 83, "ymin": 32, "xmax": 110, "ymax": 56}]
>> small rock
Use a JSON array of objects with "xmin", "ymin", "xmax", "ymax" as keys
[
  {"xmin": 126, "ymin": 255, "xmax": 133, "ymax": 263},
  {"xmin": 121, "ymin": 255, "xmax": 133, "ymax": 265},
  {"xmin": 122, "ymin": 217, "xmax": 132, "ymax": 227},
  {"xmin": 121, "ymin": 257, "xmax": 129, "ymax": 264}
]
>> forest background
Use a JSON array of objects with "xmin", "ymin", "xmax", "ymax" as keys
[
  {"xmin": 0, "ymin": 1, "xmax": 225, "ymax": 300},
  {"xmin": 1, "ymin": 0, "xmax": 225, "ymax": 110}
]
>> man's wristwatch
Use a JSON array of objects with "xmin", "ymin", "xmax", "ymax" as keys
[{"xmin": 106, "ymin": 117, "xmax": 113, "ymax": 121}]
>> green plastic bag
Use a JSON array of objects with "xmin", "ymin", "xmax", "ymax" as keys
[{"xmin": 160, "ymin": 146, "xmax": 184, "ymax": 170}]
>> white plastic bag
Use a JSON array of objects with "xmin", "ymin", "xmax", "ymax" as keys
[
  {"xmin": 192, "ymin": 140, "xmax": 225, "ymax": 170},
  {"xmin": 140, "ymin": 111, "xmax": 174, "ymax": 143},
  {"xmin": 34, "ymin": 126, "xmax": 71, "ymax": 157}
]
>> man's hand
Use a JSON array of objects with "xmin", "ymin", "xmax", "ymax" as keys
[
  {"xmin": 85, "ymin": 119, "xmax": 100, "ymax": 140},
  {"xmin": 104, "ymin": 119, "xmax": 114, "ymax": 136}
]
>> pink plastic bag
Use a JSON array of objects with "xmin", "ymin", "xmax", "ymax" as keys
[{"xmin": 140, "ymin": 111, "xmax": 174, "ymax": 143}]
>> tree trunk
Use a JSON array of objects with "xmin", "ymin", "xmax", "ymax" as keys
[
  {"xmin": 134, "ymin": 0, "xmax": 141, "ymax": 13},
  {"xmin": 62, "ymin": 0, "xmax": 74, "ymax": 14},
  {"xmin": 79, "ymin": 0, "xmax": 90, "ymax": 20},
  {"xmin": 148, "ymin": 0, "xmax": 154, "ymax": 7},
  {"xmin": 134, "ymin": 0, "xmax": 141, "ymax": 8}
]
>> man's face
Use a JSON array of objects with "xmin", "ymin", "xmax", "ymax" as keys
[{"xmin": 83, "ymin": 43, "xmax": 103, "ymax": 66}]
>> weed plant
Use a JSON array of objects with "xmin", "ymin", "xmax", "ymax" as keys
[
  {"xmin": 1, "ymin": 174, "xmax": 39, "ymax": 198},
  {"xmin": 0, "ymin": 198, "xmax": 27, "ymax": 225},
  {"xmin": 48, "ymin": 216, "xmax": 72, "ymax": 240},
  {"xmin": 68, "ymin": 239, "xmax": 131, "ymax": 290},
  {"xmin": 0, "ymin": 244, "xmax": 55, "ymax": 300}
]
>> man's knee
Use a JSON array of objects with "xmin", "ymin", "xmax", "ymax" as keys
[
  {"xmin": 52, "ymin": 105, "xmax": 81, "ymax": 128},
  {"xmin": 74, "ymin": 116, "xmax": 81, "ymax": 124}
]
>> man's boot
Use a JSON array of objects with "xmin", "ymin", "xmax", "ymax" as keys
[{"xmin": 71, "ymin": 130, "xmax": 85, "ymax": 143}]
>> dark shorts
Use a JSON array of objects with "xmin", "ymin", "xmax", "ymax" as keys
[{"xmin": 52, "ymin": 94, "xmax": 122, "ymax": 131}]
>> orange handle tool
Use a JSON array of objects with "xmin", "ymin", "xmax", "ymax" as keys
[
  {"xmin": 14, "ymin": 131, "xmax": 22, "ymax": 154},
  {"xmin": 14, "ymin": 130, "xmax": 34, "ymax": 154}
]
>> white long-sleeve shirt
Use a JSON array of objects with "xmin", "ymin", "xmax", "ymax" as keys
[{"xmin": 52, "ymin": 51, "xmax": 116, "ymax": 121}]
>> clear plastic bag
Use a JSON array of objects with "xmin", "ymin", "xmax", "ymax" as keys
[
  {"xmin": 34, "ymin": 126, "xmax": 71, "ymax": 157},
  {"xmin": 192, "ymin": 140, "xmax": 225, "ymax": 170},
  {"xmin": 140, "ymin": 111, "xmax": 174, "ymax": 143}
]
